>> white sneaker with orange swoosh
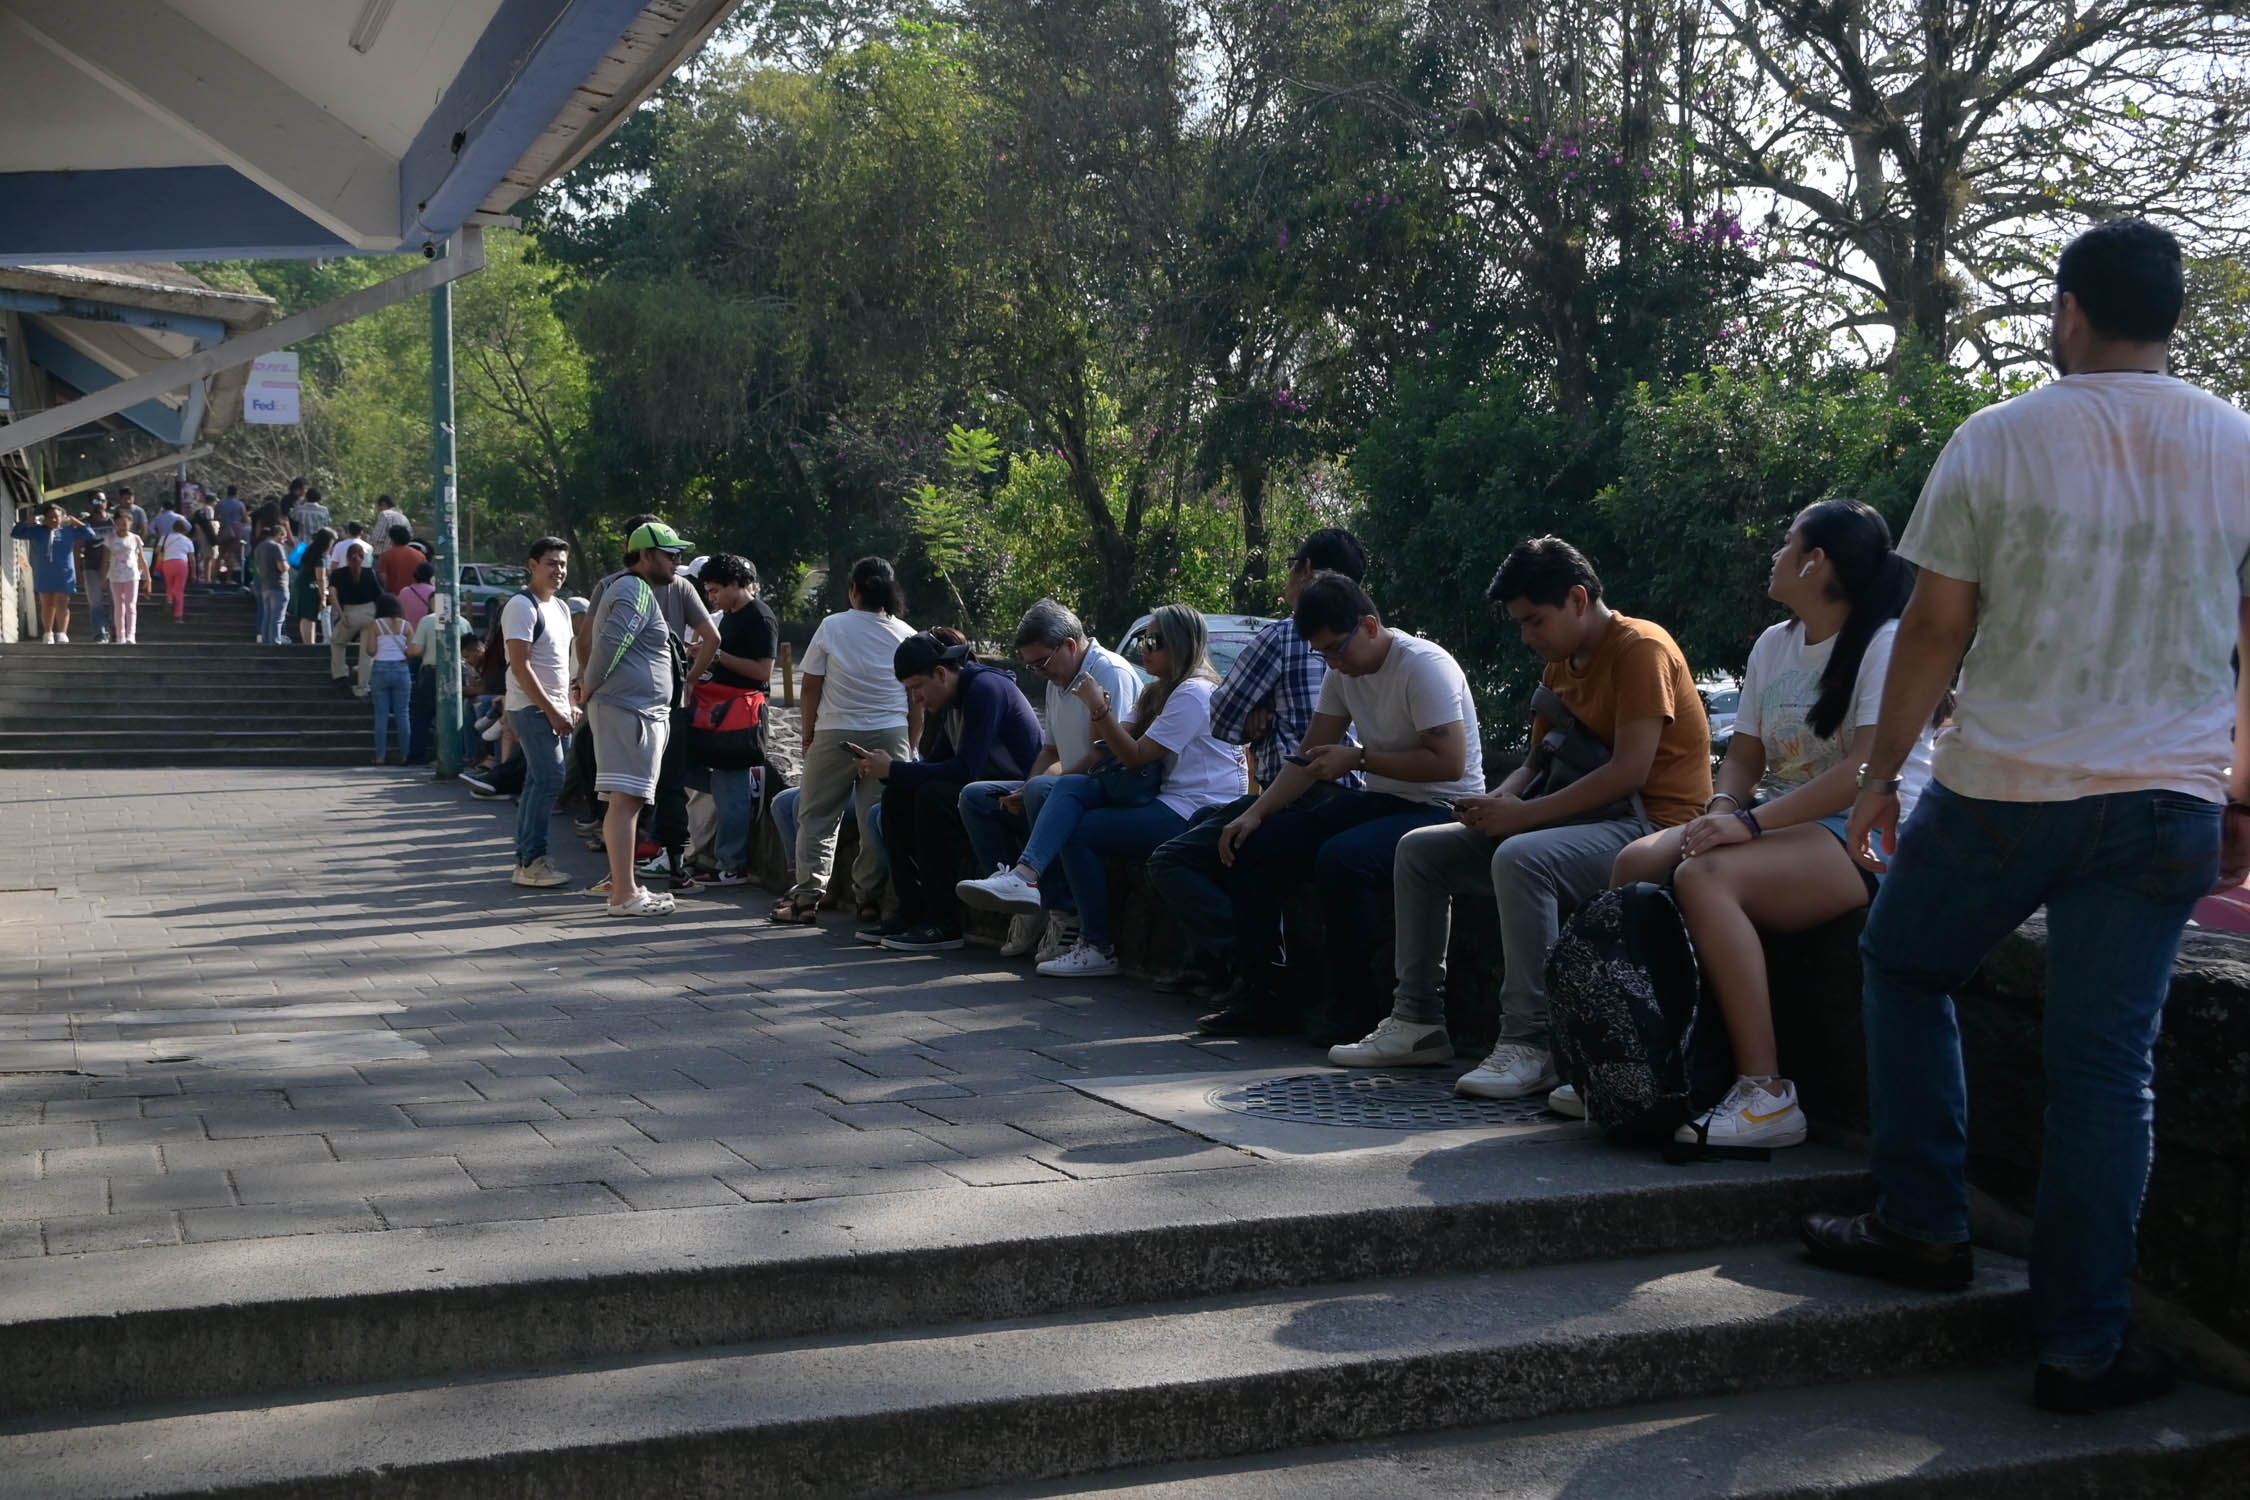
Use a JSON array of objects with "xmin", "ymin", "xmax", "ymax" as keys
[{"xmin": 1676, "ymin": 1077, "xmax": 1807, "ymax": 1148}]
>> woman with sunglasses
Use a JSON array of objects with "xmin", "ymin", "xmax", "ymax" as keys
[{"xmin": 957, "ymin": 605, "xmax": 1249, "ymax": 976}]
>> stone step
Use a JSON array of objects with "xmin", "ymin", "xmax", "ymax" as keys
[
  {"xmin": 937, "ymin": 1365, "xmax": 2250, "ymax": 1500},
  {"xmin": 0, "ymin": 1143, "xmax": 1871, "ymax": 1418},
  {"xmin": 0, "ymin": 747, "xmax": 377, "ymax": 768},
  {"xmin": 0, "ymin": 729, "xmax": 371, "ymax": 752},
  {"xmin": 0, "ymin": 1241, "xmax": 2031, "ymax": 1500},
  {"xmin": 28, "ymin": 705, "xmax": 372, "ymax": 725}
]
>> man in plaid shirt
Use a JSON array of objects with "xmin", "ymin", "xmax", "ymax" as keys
[{"xmin": 1146, "ymin": 528, "xmax": 1367, "ymax": 996}]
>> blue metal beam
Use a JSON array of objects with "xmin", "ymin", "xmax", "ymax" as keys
[
  {"xmin": 0, "ymin": 291, "xmax": 227, "ymax": 347},
  {"xmin": 0, "ymin": 166, "xmax": 355, "ymax": 267},
  {"xmin": 19, "ymin": 322, "xmax": 190, "ymax": 445},
  {"xmin": 398, "ymin": 0, "xmax": 646, "ymax": 246}
]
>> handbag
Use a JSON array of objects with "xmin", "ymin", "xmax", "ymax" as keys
[
  {"xmin": 1089, "ymin": 752, "xmax": 1166, "ymax": 808},
  {"xmin": 1521, "ymin": 684, "xmax": 1647, "ymax": 826}
]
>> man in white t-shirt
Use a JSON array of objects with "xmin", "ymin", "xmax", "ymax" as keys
[
  {"xmin": 1806, "ymin": 220, "xmax": 2250, "ymax": 1416},
  {"xmin": 501, "ymin": 537, "xmax": 578, "ymax": 889},
  {"xmin": 1196, "ymin": 573, "xmax": 1484, "ymax": 1040},
  {"xmin": 958, "ymin": 598, "xmax": 1144, "ymax": 960}
]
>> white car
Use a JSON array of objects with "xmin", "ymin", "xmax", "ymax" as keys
[{"xmin": 1700, "ymin": 673, "xmax": 1740, "ymax": 752}]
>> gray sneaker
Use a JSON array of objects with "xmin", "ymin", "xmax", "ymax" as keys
[
  {"xmin": 1034, "ymin": 912, "xmax": 1079, "ymax": 963},
  {"xmin": 511, "ymin": 856, "xmax": 569, "ymax": 888}
]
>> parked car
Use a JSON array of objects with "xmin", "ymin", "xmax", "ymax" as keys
[
  {"xmin": 1699, "ymin": 673, "xmax": 1739, "ymax": 754},
  {"xmin": 1123, "ymin": 611, "xmax": 1277, "ymax": 685},
  {"xmin": 458, "ymin": 563, "xmax": 530, "ymax": 621}
]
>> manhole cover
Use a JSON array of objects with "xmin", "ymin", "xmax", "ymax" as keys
[{"xmin": 1209, "ymin": 1072, "xmax": 1555, "ymax": 1130}]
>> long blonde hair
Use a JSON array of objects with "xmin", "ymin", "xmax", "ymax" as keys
[{"xmin": 1132, "ymin": 604, "xmax": 1217, "ymax": 726}]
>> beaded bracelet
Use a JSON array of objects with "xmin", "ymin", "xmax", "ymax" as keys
[{"xmin": 1733, "ymin": 807, "xmax": 1764, "ymax": 839}]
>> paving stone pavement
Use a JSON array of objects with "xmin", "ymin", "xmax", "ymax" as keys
[{"xmin": 0, "ymin": 767, "xmax": 1320, "ymax": 1258}]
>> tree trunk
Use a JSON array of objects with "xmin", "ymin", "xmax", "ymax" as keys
[{"xmin": 1231, "ymin": 458, "xmax": 1270, "ymax": 614}]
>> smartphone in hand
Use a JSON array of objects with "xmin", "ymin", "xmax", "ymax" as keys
[
  {"xmin": 844, "ymin": 743, "xmax": 871, "ymax": 759},
  {"xmin": 1284, "ymin": 753, "xmax": 1312, "ymax": 767}
]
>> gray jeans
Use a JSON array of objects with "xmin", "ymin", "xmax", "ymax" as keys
[{"xmin": 1390, "ymin": 816, "xmax": 1649, "ymax": 1046}]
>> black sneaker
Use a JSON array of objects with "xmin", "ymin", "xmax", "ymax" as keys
[
  {"xmin": 1799, "ymin": 1211, "xmax": 1974, "ymax": 1292},
  {"xmin": 854, "ymin": 918, "xmax": 911, "ymax": 946},
  {"xmin": 2034, "ymin": 1335, "xmax": 2178, "ymax": 1414},
  {"xmin": 1154, "ymin": 958, "xmax": 1230, "ymax": 998},
  {"xmin": 881, "ymin": 922, "xmax": 965, "ymax": 953},
  {"xmin": 1197, "ymin": 978, "xmax": 1299, "ymax": 1037},
  {"xmin": 460, "ymin": 773, "xmax": 502, "ymax": 799}
]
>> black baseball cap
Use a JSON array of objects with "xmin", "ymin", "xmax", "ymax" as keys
[{"xmin": 893, "ymin": 631, "xmax": 971, "ymax": 680}]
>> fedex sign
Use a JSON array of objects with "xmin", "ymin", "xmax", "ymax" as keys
[{"xmin": 243, "ymin": 352, "xmax": 301, "ymax": 425}]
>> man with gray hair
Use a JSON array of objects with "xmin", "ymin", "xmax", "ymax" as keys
[{"xmin": 959, "ymin": 597, "xmax": 1143, "ymax": 959}]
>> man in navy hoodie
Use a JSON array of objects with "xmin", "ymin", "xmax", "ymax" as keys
[{"xmin": 853, "ymin": 632, "xmax": 1043, "ymax": 951}]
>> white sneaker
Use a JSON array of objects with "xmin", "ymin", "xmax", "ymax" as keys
[
  {"xmin": 512, "ymin": 856, "xmax": 569, "ymax": 888},
  {"xmin": 605, "ymin": 887, "xmax": 676, "ymax": 917},
  {"xmin": 481, "ymin": 718, "xmax": 506, "ymax": 742},
  {"xmin": 1547, "ymin": 1083, "xmax": 1587, "ymax": 1119},
  {"xmin": 999, "ymin": 911, "xmax": 1045, "ymax": 958},
  {"xmin": 1455, "ymin": 1043, "xmax": 1560, "ymax": 1100},
  {"xmin": 1036, "ymin": 940, "xmax": 1119, "ymax": 978},
  {"xmin": 41, "ymin": 631, "xmax": 53, "ymax": 644},
  {"xmin": 1675, "ymin": 1077, "xmax": 1807, "ymax": 1148},
  {"xmin": 53, "ymin": 632, "xmax": 67, "ymax": 644},
  {"xmin": 1328, "ymin": 1016, "xmax": 1453, "ymax": 1068},
  {"xmin": 1034, "ymin": 912, "xmax": 1079, "ymax": 963},
  {"xmin": 955, "ymin": 865, "xmax": 1044, "ymax": 915}
]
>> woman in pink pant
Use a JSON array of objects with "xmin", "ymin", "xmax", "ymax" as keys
[
  {"xmin": 104, "ymin": 511, "xmax": 148, "ymax": 644},
  {"xmin": 156, "ymin": 521, "xmax": 195, "ymax": 622}
]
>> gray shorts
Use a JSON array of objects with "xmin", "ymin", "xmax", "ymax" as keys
[{"xmin": 589, "ymin": 700, "xmax": 669, "ymax": 801}]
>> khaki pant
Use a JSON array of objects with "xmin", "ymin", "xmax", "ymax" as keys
[
  {"xmin": 793, "ymin": 725, "xmax": 909, "ymax": 906},
  {"xmin": 331, "ymin": 601, "xmax": 377, "ymax": 689}
]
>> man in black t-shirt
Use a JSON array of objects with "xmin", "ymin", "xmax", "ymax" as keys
[{"xmin": 690, "ymin": 554, "xmax": 776, "ymax": 882}]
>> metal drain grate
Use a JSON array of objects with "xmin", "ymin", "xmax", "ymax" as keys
[{"xmin": 1209, "ymin": 1072, "xmax": 1556, "ymax": 1130}]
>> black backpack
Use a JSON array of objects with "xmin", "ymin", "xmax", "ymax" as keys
[{"xmin": 1546, "ymin": 881, "xmax": 1735, "ymax": 1145}]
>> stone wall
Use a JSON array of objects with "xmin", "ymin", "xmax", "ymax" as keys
[{"xmin": 746, "ymin": 793, "xmax": 2250, "ymax": 1347}]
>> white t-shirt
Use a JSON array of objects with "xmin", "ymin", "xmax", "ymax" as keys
[
  {"xmin": 1314, "ymin": 629, "xmax": 1485, "ymax": 802},
  {"xmin": 106, "ymin": 534, "xmax": 146, "ymax": 582},
  {"xmin": 157, "ymin": 532, "xmax": 196, "ymax": 564},
  {"xmin": 500, "ymin": 591, "xmax": 574, "ymax": 712},
  {"xmin": 1735, "ymin": 619, "xmax": 1932, "ymax": 821},
  {"xmin": 801, "ymin": 609, "xmax": 917, "ymax": 732},
  {"xmin": 1901, "ymin": 373, "xmax": 2250, "ymax": 803},
  {"xmin": 1131, "ymin": 677, "xmax": 1249, "ymax": 821},
  {"xmin": 1047, "ymin": 640, "xmax": 1145, "ymax": 766},
  {"xmin": 328, "ymin": 538, "xmax": 368, "ymax": 570}
]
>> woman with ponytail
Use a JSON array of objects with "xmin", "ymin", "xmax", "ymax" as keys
[{"xmin": 1609, "ymin": 498, "xmax": 1936, "ymax": 1148}]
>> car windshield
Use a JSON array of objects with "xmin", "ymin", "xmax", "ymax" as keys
[
  {"xmin": 1706, "ymin": 689, "xmax": 1739, "ymax": 716},
  {"xmin": 1210, "ymin": 637, "xmax": 1254, "ymax": 678},
  {"xmin": 476, "ymin": 566, "xmax": 528, "ymax": 591}
]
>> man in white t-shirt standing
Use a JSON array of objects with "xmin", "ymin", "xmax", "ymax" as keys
[
  {"xmin": 1199, "ymin": 573, "xmax": 1484, "ymax": 1039},
  {"xmin": 958, "ymin": 598, "xmax": 1145, "ymax": 960},
  {"xmin": 503, "ymin": 537, "xmax": 578, "ymax": 888},
  {"xmin": 1806, "ymin": 220, "xmax": 2250, "ymax": 1416}
]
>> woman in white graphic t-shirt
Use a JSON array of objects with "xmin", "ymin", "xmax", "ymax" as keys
[{"xmin": 1609, "ymin": 498, "xmax": 1937, "ymax": 1150}]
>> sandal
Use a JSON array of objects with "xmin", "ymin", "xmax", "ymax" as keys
[{"xmin": 768, "ymin": 897, "xmax": 819, "ymax": 926}]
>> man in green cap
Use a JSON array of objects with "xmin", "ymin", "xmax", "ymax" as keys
[{"xmin": 575, "ymin": 519, "xmax": 716, "ymax": 915}]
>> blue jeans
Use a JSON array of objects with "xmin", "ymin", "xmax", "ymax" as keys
[
  {"xmin": 369, "ymin": 660, "xmax": 412, "ymax": 760},
  {"xmin": 1016, "ymin": 774, "xmax": 1186, "ymax": 951},
  {"xmin": 255, "ymin": 586, "xmax": 287, "ymax": 644},
  {"xmin": 508, "ymin": 706, "xmax": 567, "ymax": 866},
  {"xmin": 773, "ymin": 786, "xmax": 801, "ymax": 871},
  {"xmin": 1860, "ymin": 781, "xmax": 2220, "ymax": 1371},
  {"xmin": 709, "ymin": 766, "xmax": 756, "ymax": 872},
  {"xmin": 90, "ymin": 585, "xmax": 112, "ymax": 642},
  {"xmin": 961, "ymin": 775, "xmax": 1072, "ymax": 911}
]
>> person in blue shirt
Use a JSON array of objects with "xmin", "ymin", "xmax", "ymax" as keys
[{"xmin": 10, "ymin": 501, "xmax": 98, "ymax": 643}]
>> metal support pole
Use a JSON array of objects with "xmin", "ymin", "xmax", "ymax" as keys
[{"xmin": 431, "ymin": 237, "xmax": 464, "ymax": 778}]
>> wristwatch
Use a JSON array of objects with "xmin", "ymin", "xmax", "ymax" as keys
[{"xmin": 1856, "ymin": 764, "xmax": 1903, "ymax": 795}]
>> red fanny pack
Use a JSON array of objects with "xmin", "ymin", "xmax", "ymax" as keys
[{"xmin": 690, "ymin": 679, "xmax": 765, "ymax": 733}]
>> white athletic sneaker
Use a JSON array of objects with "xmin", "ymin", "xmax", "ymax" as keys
[
  {"xmin": 511, "ymin": 856, "xmax": 569, "ymax": 888},
  {"xmin": 1676, "ymin": 1077, "xmax": 1807, "ymax": 1148},
  {"xmin": 1455, "ymin": 1043, "xmax": 1560, "ymax": 1100},
  {"xmin": 41, "ymin": 631, "xmax": 53, "ymax": 644},
  {"xmin": 955, "ymin": 865, "xmax": 1044, "ymax": 915},
  {"xmin": 999, "ymin": 911, "xmax": 1045, "ymax": 958},
  {"xmin": 1328, "ymin": 1016, "xmax": 1453, "ymax": 1068},
  {"xmin": 1547, "ymin": 1083, "xmax": 1587, "ymax": 1119},
  {"xmin": 1036, "ymin": 940, "xmax": 1120, "ymax": 978},
  {"xmin": 605, "ymin": 887, "xmax": 676, "ymax": 917},
  {"xmin": 1034, "ymin": 912, "xmax": 1079, "ymax": 963},
  {"xmin": 53, "ymin": 632, "xmax": 67, "ymax": 644}
]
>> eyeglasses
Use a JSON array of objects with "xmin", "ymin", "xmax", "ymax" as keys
[{"xmin": 1309, "ymin": 635, "xmax": 1355, "ymax": 664}]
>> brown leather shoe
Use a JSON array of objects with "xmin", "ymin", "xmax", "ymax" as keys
[
  {"xmin": 1799, "ymin": 1210, "xmax": 1973, "ymax": 1291},
  {"xmin": 2035, "ymin": 1335, "xmax": 2177, "ymax": 1414}
]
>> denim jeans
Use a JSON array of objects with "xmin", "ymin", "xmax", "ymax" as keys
[
  {"xmin": 964, "ymin": 775, "xmax": 1072, "ymax": 909},
  {"xmin": 773, "ymin": 786, "xmax": 801, "ymax": 871},
  {"xmin": 89, "ymin": 585, "xmax": 112, "ymax": 642},
  {"xmin": 1146, "ymin": 794, "xmax": 1261, "ymax": 965},
  {"xmin": 709, "ymin": 766, "xmax": 756, "ymax": 872},
  {"xmin": 507, "ymin": 706, "xmax": 568, "ymax": 866},
  {"xmin": 1860, "ymin": 781, "xmax": 2220, "ymax": 1372},
  {"xmin": 255, "ymin": 586, "xmax": 288, "ymax": 644},
  {"xmin": 1014, "ymin": 774, "xmax": 1187, "ymax": 949},
  {"xmin": 369, "ymin": 660, "xmax": 412, "ymax": 760},
  {"xmin": 1230, "ymin": 786, "xmax": 1452, "ymax": 1008}
]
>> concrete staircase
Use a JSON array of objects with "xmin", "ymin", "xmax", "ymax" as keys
[
  {"xmin": 0, "ymin": 585, "xmax": 371, "ymax": 767},
  {"xmin": 4, "ymin": 1141, "xmax": 2245, "ymax": 1498}
]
